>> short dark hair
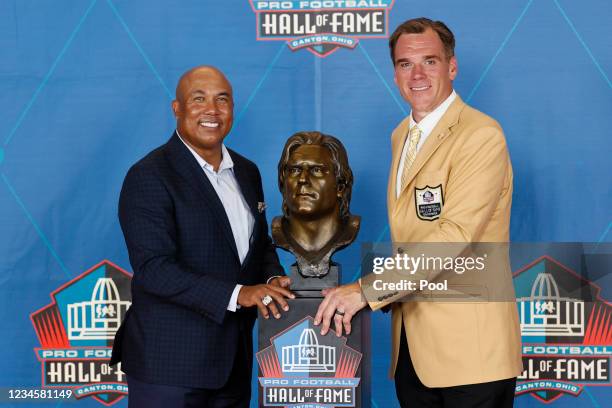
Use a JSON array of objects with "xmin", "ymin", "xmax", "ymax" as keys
[
  {"xmin": 278, "ymin": 131, "xmax": 353, "ymax": 220},
  {"xmin": 389, "ymin": 17, "xmax": 455, "ymax": 64}
]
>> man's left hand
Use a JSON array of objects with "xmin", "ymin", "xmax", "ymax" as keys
[{"xmin": 314, "ymin": 282, "xmax": 368, "ymax": 337}]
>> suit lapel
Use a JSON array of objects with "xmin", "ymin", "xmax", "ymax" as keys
[
  {"xmin": 165, "ymin": 133, "xmax": 240, "ymax": 262},
  {"xmin": 388, "ymin": 117, "xmax": 411, "ymax": 213},
  {"xmin": 230, "ymin": 151, "xmax": 258, "ymax": 218},
  {"xmin": 227, "ymin": 149, "xmax": 260, "ymax": 269},
  {"xmin": 395, "ymin": 97, "xmax": 466, "ymax": 199}
]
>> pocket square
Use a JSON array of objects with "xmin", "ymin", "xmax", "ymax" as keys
[{"xmin": 257, "ymin": 202, "xmax": 267, "ymax": 213}]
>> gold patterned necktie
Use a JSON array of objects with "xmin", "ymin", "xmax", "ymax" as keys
[{"xmin": 400, "ymin": 125, "xmax": 422, "ymax": 191}]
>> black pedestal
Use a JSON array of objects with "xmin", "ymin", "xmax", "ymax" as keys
[{"xmin": 257, "ymin": 264, "xmax": 370, "ymax": 408}]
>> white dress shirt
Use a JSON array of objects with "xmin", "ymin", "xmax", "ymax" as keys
[
  {"xmin": 396, "ymin": 90, "xmax": 457, "ymax": 198},
  {"xmin": 177, "ymin": 131, "xmax": 254, "ymax": 312}
]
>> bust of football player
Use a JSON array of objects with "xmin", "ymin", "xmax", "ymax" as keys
[{"xmin": 272, "ymin": 131, "xmax": 360, "ymax": 277}]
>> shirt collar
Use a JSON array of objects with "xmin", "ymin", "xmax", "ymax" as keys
[
  {"xmin": 409, "ymin": 90, "xmax": 457, "ymax": 133},
  {"xmin": 176, "ymin": 130, "xmax": 234, "ymax": 173}
]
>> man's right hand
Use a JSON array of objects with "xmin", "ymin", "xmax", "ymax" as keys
[{"xmin": 238, "ymin": 284, "xmax": 295, "ymax": 319}]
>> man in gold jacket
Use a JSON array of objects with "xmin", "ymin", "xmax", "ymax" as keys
[{"xmin": 315, "ymin": 17, "xmax": 522, "ymax": 407}]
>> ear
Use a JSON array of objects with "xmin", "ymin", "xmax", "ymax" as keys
[
  {"xmin": 171, "ymin": 100, "xmax": 180, "ymax": 118},
  {"xmin": 448, "ymin": 56, "xmax": 458, "ymax": 81}
]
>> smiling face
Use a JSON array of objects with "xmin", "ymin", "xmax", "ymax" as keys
[
  {"xmin": 172, "ymin": 67, "xmax": 233, "ymax": 155},
  {"xmin": 284, "ymin": 144, "xmax": 341, "ymax": 220},
  {"xmin": 393, "ymin": 28, "xmax": 457, "ymax": 122}
]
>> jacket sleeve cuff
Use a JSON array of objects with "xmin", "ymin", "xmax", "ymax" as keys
[{"xmin": 227, "ymin": 284, "xmax": 243, "ymax": 312}]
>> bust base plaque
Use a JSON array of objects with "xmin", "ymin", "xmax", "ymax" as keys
[{"xmin": 257, "ymin": 264, "xmax": 370, "ymax": 408}]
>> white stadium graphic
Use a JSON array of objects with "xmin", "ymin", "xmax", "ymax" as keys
[
  {"xmin": 282, "ymin": 328, "xmax": 336, "ymax": 373},
  {"xmin": 67, "ymin": 278, "xmax": 131, "ymax": 340},
  {"xmin": 517, "ymin": 272, "xmax": 584, "ymax": 336}
]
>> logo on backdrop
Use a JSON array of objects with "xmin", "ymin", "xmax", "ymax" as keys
[
  {"xmin": 513, "ymin": 256, "xmax": 611, "ymax": 403},
  {"xmin": 249, "ymin": 0, "xmax": 395, "ymax": 57},
  {"xmin": 257, "ymin": 316, "xmax": 361, "ymax": 407},
  {"xmin": 30, "ymin": 260, "xmax": 132, "ymax": 406}
]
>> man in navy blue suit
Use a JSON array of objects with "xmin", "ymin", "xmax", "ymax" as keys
[{"xmin": 110, "ymin": 66, "xmax": 293, "ymax": 407}]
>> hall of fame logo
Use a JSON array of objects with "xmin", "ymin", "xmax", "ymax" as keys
[
  {"xmin": 513, "ymin": 255, "xmax": 611, "ymax": 403},
  {"xmin": 414, "ymin": 184, "xmax": 443, "ymax": 221},
  {"xmin": 249, "ymin": 0, "xmax": 395, "ymax": 57},
  {"xmin": 257, "ymin": 316, "xmax": 361, "ymax": 407},
  {"xmin": 30, "ymin": 260, "xmax": 132, "ymax": 406}
]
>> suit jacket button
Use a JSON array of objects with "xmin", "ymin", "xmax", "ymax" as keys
[
  {"xmin": 397, "ymin": 247, "xmax": 404, "ymax": 254},
  {"xmin": 378, "ymin": 296, "xmax": 384, "ymax": 301}
]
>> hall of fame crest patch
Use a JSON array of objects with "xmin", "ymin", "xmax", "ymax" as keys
[{"xmin": 415, "ymin": 184, "xmax": 444, "ymax": 221}]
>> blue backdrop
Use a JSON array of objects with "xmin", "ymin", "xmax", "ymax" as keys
[{"xmin": 1, "ymin": 1, "xmax": 610, "ymax": 407}]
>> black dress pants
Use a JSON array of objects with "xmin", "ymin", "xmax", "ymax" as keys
[{"xmin": 394, "ymin": 326, "xmax": 516, "ymax": 408}]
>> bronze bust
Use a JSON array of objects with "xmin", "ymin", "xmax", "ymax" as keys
[{"xmin": 272, "ymin": 131, "xmax": 360, "ymax": 277}]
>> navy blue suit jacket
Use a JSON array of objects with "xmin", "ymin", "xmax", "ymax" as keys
[{"xmin": 110, "ymin": 133, "xmax": 283, "ymax": 388}]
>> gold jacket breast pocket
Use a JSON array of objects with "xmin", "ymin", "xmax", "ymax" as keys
[{"xmin": 414, "ymin": 171, "xmax": 445, "ymax": 221}]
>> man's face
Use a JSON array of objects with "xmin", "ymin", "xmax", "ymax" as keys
[
  {"xmin": 393, "ymin": 29, "xmax": 457, "ymax": 122},
  {"xmin": 284, "ymin": 145, "xmax": 341, "ymax": 220},
  {"xmin": 172, "ymin": 68, "xmax": 233, "ymax": 152}
]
